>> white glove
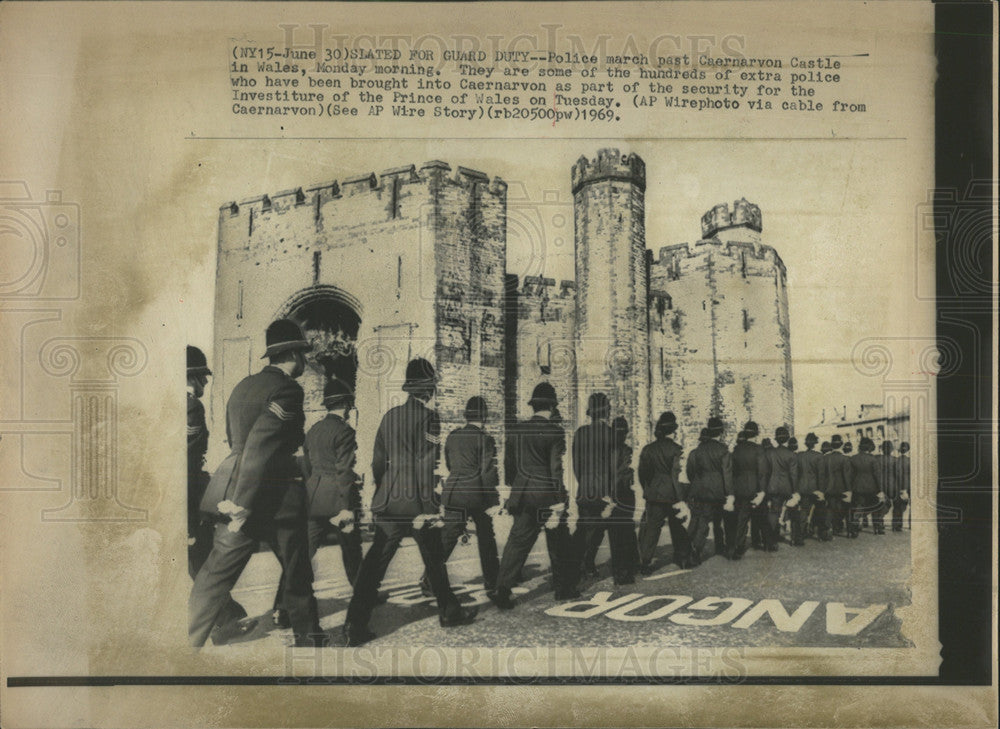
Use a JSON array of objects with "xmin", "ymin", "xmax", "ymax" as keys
[
  {"xmin": 434, "ymin": 482, "xmax": 444, "ymax": 495},
  {"xmin": 544, "ymin": 502, "xmax": 566, "ymax": 530},
  {"xmin": 842, "ymin": 490, "xmax": 852, "ymax": 503},
  {"xmin": 785, "ymin": 493, "xmax": 800, "ymax": 508},
  {"xmin": 218, "ymin": 500, "xmax": 250, "ymax": 533},
  {"xmin": 330, "ymin": 509, "xmax": 355, "ymax": 533},
  {"xmin": 412, "ymin": 513, "xmax": 445, "ymax": 530},
  {"xmin": 751, "ymin": 491, "xmax": 765, "ymax": 507},
  {"xmin": 485, "ymin": 505, "xmax": 503, "ymax": 518},
  {"xmin": 566, "ymin": 507, "xmax": 580, "ymax": 535},
  {"xmin": 674, "ymin": 501, "xmax": 691, "ymax": 528},
  {"xmin": 901, "ymin": 490, "xmax": 909, "ymax": 502},
  {"xmin": 813, "ymin": 490, "xmax": 825, "ymax": 502},
  {"xmin": 877, "ymin": 492, "xmax": 886, "ymax": 503},
  {"xmin": 600, "ymin": 496, "xmax": 615, "ymax": 520},
  {"xmin": 723, "ymin": 494, "xmax": 735, "ymax": 512}
]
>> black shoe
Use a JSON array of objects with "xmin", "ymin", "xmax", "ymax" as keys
[
  {"xmin": 554, "ymin": 588, "xmax": 582, "ymax": 601},
  {"xmin": 418, "ymin": 576, "xmax": 433, "ymax": 598},
  {"xmin": 375, "ymin": 590, "xmax": 389, "ymax": 605},
  {"xmin": 342, "ymin": 622, "xmax": 376, "ymax": 647},
  {"xmin": 583, "ymin": 566, "xmax": 599, "ymax": 579},
  {"xmin": 440, "ymin": 605, "xmax": 478, "ymax": 627},
  {"xmin": 488, "ymin": 589, "xmax": 517, "ymax": 610},
  {"xmin": 294, "ymin": 632, "xmax": 330, "ymax": 648},
  {"xmin": 639, "ymin": 562, "xmax": 655, "ymax": 576},
  {"xmin": 210, "ymin": 617, "xmax": 258, "ymax": 646},
  {"xmin": 767, "ymin": 544, "xmax": 779, "ymax": 552},
  {"xmin": 613, "ymin": 576, "xmax": 635, "ymax": 586},
  {"xmin": 271, "ymin": 609, "xmax": 291, "ymax": 629}
]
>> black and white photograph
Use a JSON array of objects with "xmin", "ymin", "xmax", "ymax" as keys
[{"xmin": 0, "ymin": 2, "xmax": 994, "ymax": 728}]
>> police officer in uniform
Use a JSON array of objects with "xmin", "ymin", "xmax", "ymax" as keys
[
  {"xmin": 812, "ymin": 441, "xmax": 833, "ymax": 541},
  {"xmin": 729, "ymin": 420, "xmax": 769, "ymax": 559},
  {"xmin": 343, "ymin": 358, "xmax": 477, "ymax": 646},
  {"xmin": 877, "ymin": 440, "xmax": 898, "ymax": 535},
  {"xmin": 189, "ymin": 320, "xmax": 324, "ymax": 648},
  {"xmin": 573, "ymin": 392, "xmax": 617, "ymax": 579},
  {"xmin": 187, "ymin": 346, "xmax": 253, "ymax": 643},
  {"xmin": 824, "ymin": 434, "xmax": 852, "ymax": 536},
  {"xmin": 796, "ymin": 433, "xmax": 823, "ymax": 544},
  {"xmin": 849, "ymin": 437, "xmax": 884, "ymax": 535},
  {"xmin": 490, "ymin": 382, "xmax": 579, "ymax": 609},
  {"xmin": 895, "ymin": 441, "xmax": 911, "ymax": 531},
  {"xmin": 611, "ymin": 416, "xmax": 640, "ymax": 583},
  {"xmin": 272, "ymin": 378, "xmax": 364, "ymax": 627},
  {"xmin": 637, "ymin": 412, "xmax": 690, "ymax": 571},
  {"xmin": 685, "ymin": 418, "xmax": 734, "ymax": 565},
  {"xmin": 433, "ymin": 395, "xmax": 501, "ymax": 591},
  {"xmin": 763, "ymin": 426, "xmax": 799, "ymax": 551}
]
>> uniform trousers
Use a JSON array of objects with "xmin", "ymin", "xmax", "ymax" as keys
[
  {"xmin": 750, "ymin": 500, "xmax": 768, "ymax": 548},
  {"xmin": 575, "ymin": 502, "xmax": 634, "ymax": 582},
  {"xmin": 723, "ymin": 498, "xmax": 754, "ymax": 557},
  {"xmin": 190, "ymin": 517, "xmax": 321, "ymax": 647},
  {"xmin": 687, "ymin": 498, "xmax": 724, "ymax": 562},
  {"xmin": 496, "ymin": 507, "xmax": 578, "ymax": 594},
  {"xmin": 346, "ymin": 517, "xmax": 463, "ymax": 629},
  {"xmin": 763, "ymin": 496, "xmax": 789, "ymax": 549},
  {"xmin": 272, "ymin": 516, "xmax": 363, "ymax": 614},
  {"xmin": 890, "ymin": 497, "xmax": 907, "ymax": 532},
  {"xmin": 810, "ymin": 496, "xmax": 832, "ymax": 540},
  {"xmin": 850, "ymin": 494, "xmax": 885, "ymax": 534},
  {"xmin": 440, "ymin": 506, "xmax": 500, "ymax": 590},
  {"xmin": 638, "ymin": 501, "xmax": 691, "ymax": 566}
]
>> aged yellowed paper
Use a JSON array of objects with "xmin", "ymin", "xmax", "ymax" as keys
[{"xmin": 1, "ymin": 1, "xmax": 996, "ymax": 727}]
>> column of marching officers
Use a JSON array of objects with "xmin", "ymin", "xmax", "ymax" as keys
[{"xmin": 186, "ymin": 319, "xmax": 912, "ymax": 649}]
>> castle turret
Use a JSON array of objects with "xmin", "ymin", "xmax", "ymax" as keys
[
  {"xmin": 649, "ymin": 200, "xmax": 792, "ymax": 452},
  {"xmin": 573, "ymin": 149, "xmax": 649, "ymax": 443}
]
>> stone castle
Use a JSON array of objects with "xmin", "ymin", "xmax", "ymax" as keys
[{"xmin": 210, "ymin": 149, "xmax": 793, "ymax": 480}]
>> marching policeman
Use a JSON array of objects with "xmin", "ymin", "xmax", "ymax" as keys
[
  {"xmin": 433, "ymin": 396, "xmax": 501, "ymax": 591},
  {"xmin": 186, "ymin": 346, "xmax": 253, "ymax": 643},
  {"xmin": 763, "ymin": 426, "xmax": 799, "ymax": 551},
  {"xmin": 189, "ymin": 320, "xmax": 324, "ymax": 648},
  {"xmin": 796, "ymin": 433, "xmax": 823, "ymax": 545},
  {"xmin": 812, "ymin": 441, "xmax": 834, "ymax": 541},
  {"xmin": 729, "ymin": 420, "xmax": 769, "ymax": 559},
  {"xmin": 490, "ymin": 382, "xmax": 579, "ymax": 609},
  {"xmin": 343, "ymin": 358, "xmax": 477, "ymax": 646},
  {"xmin": 685, "ymin": 418, "xmax": 734, "ymax": 565},
  {"xmin": 878, "ymin": 440, "xmax": 898, "ymax": 534},
  {"xmin": 637, "ymin": 412, "xmax": 691, "ymax": 571},
  {"xmin": 272, "ymin": 378, "xmax": 363, "ymax": 627},
  {"xmin": 611, "ymin": 416, "xmax": 640, "ymax": 583},
  {"xmin": 573, "ymin": 392, "xmax": 618, "ymax": 580},
  {"xmin": 849, "ymin": 437, "xmax": 884, "ymax": 535},
  {"xmin": 895, "ymin": 441, "xmax": 911, "ymax": 531},
  {"xmin": 824, "ymin": 434, "xmax": 852, "ymax": 536}
]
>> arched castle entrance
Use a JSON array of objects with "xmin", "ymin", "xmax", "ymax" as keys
[{"xmin": 277, "ymin": 285, "xmax": 361, "ymax": 424}]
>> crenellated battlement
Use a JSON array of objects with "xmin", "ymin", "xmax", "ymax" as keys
[
  {"xmin": 571, "ymin": 148, "xmax": 646, "ymax": 195},
  {"xmin": 654, "ymin": 239, "xmax": 783, "ymax": 271},
  {"xmin": 519, "ymin": 275, "xmax": 576, "ymax": 299},
  {"xmin": 218, "ymin": 160, "xmax": 505, "ymax": 219},
  {"xmin": 701, "ymin": 198, "xmax": 762, "ymax": 239}
]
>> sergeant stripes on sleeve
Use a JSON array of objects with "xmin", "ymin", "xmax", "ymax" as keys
[{"xmin": 268, "ymin": 400, "xmax": 296, "ymax": 421}]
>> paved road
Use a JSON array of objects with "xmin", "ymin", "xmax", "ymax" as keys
[{"xmin": 216, "ymin": 514, "xmax": 911, "ymax": 651}]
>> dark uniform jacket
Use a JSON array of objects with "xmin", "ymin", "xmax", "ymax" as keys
[
  {"xmin": 685, "ymin": 439, "xmax": 733, "ymax": 502},
  {"xmin": 878, "ymin": 454, "xmax": 899, "ymax": 499},
  {"xmin": 187, "ymin": 392, "xmax": 210, "ymax": 514},
  {"xmin": 572, "ymin": 422, "xmax": 615, "ymax": 504},
  {"xmin": 822, "ymin": 451, "xmax": 852, "ymax": 496},
  {"xmin": 850, "ymin": 452, "xmax": 882, "ymax": 496},
  {"xmin": 370, "ymin": 396, "xmax": 441, "ymax": 518},
  {"xmin": 441, "ymin": 423, "xmax": 500, "ymax": 511},
  {"xmin": 764, "ymin": 445, "xmax": 799, "ymax": 499},
  {"xmin": 504, "ymin": 415, "xmax": 567, "ymax": 514},
  {"xmin": 200, "ymin": 366, "xmax": 306, "ymax": 521},
  {"xmin": 797, "ymin": 449, "xmax": 823, "ymax": 496},
  {"xmin": 731, "ymin": 441, "xmax": 768, "ymax": 499},
  {"xmin": 303, "ymin": 413, "xmax": 361, "ymax": 518},
  {"xmin": 637, "ymin": 437, "xmax": 684, "ymax": 503},
  {"xmin": 897, "ymin": 454, "xmax": 911, "ymax": 495}
]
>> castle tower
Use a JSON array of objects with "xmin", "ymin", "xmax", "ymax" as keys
[
  {"xmin": 211, "ymin": 162, "xmax": 507, "ymax": 492},
  {"xmin": 572, "ymin": 149, "xmax": 649, "ymax": 443},
  {"xmin": 649, "ymin": 199, "xmax": 793, "ymax": 452}
]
